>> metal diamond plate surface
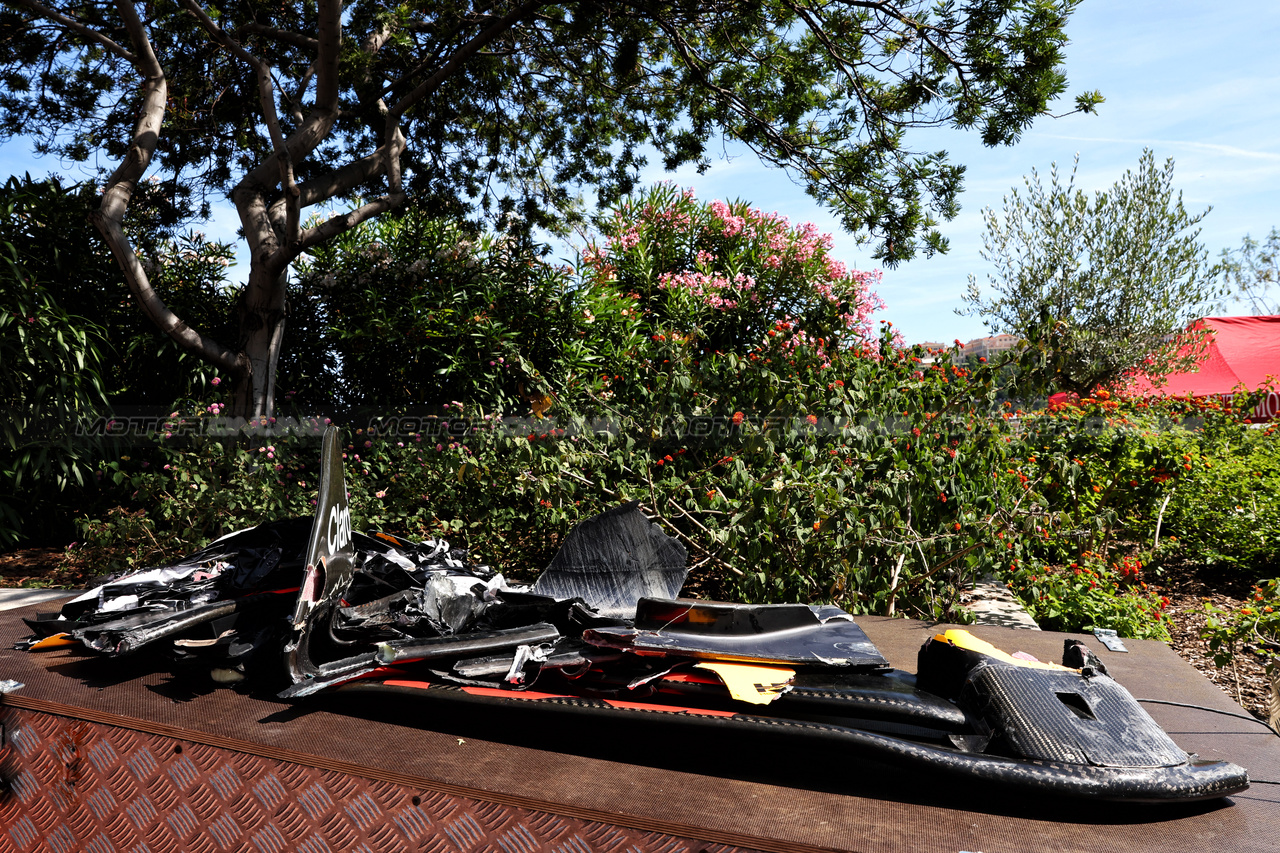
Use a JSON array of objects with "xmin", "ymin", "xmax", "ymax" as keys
[{"xmin": 0, "ymin": 706, "xmax": 755, "ymax": 853}]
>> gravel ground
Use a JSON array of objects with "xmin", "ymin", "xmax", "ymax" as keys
[{"xmin": 2, "ymin": 545, "xmax": 1274, "ymax": 720}]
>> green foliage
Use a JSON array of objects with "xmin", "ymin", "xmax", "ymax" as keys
[
  {"xmin": 1203, "ymin": 579, "xmax": 1280, "ymax": 669},
  {"xmin": 52, "ymin": 185, "xmax": 1279, "ymax": 651},
  {"xmin": 81, "ymin": 328, "xmax": 1028, "ymax": 623},
  {"xmin": 0, "ymin": 175, "xmax": 239, "ymax": 406},
  {"xmin": 964, "ymin": 150, "xmax": 1226, "ymax": 395},
  {"xmin": 0, "ymin": 0, "xmax": 1096, "ymax": 263},
  {"xmin": 986, "ymin": 391, "xmax": 1268, "ymax": 640},
  {"xmin": 1010, "ymin": 390, "xmax": 1198, "ymax": 560},
  {"xmin": 1160, "ymin": 420, "xmax": 1280, "ymax": 574},
  {"xmin": 62, "ymin": 508, "xmax": 185, "ymax": 579},
  {"xmin": 295, "ymin": 211, "xmax": 592, "ymax": 412},
  {"xmin": 1005, "ymin": 553, "xmax": 1171, "ymax": 641},
  {"xmin": 0, "ymin": 241, "xmax": 110, "ymax": 546},
  {"xmin": 74, "ymin": 192, "xmax": 1041, "ymax": 622}
]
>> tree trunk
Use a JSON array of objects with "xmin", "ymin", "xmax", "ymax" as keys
[{"xmin": 230, "ymin": 264, "xmax": 288, "ymax": 418}]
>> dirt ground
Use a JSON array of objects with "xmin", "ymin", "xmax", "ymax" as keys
[
  {"xmin": 1157, "ymin": 557, "xmax": 1275, "ymax": 721},
  {"xmin": 2, "ymin": 545, "xmax": 1274, "ymax": 720}
]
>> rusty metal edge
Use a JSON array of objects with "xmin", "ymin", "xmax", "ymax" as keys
[{"xmin": 0, "ymin": 691, "xmax": 848, "ymax": 853}]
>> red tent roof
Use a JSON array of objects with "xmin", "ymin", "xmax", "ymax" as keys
[{"xmin": 1128, "ymin": 315, "xmax": 1280, "ymax": 397}]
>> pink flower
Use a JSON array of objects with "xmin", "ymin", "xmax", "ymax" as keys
[{"xmin": 211, "ymin": 377, "xmax": 221, "ymax": 386}]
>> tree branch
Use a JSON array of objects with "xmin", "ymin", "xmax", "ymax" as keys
[
  {"xmin": 8, "ymin": 0, "xmax": 136, "ymax": 63},
  {"xmin": 90, "ymin": 0, "xmax": 243, "ymax": 377},
  {"xmin": 387, "ymin": 0, "xmax": 545, "ymax": 118},
  {"xmin": 180, "ymin": 0, "xmax": 301, "ymax": 248},
  {"xmin": 296, "ymin": 193, "xmax": 407, "ymax": 254},
  {"xmin": 232, "ymin": 22, "xmax": 318, "ymax": 51},
  {"xmin": 265, "ymin": 145, "xmax": 389, "ymax": 233}
]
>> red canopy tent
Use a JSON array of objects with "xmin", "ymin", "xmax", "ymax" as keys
[{"xmin": 1126, "ymin": 315, "xmax": 1280, "ymax": 420}]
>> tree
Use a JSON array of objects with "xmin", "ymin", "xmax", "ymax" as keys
[
  {"xmin": 1219, "ymin": 227, "xmax": 1280, "ymax": 315},
  {"xmin": 962, "ymin": 150, "xmax": 1225, "ymax": 395},
  {"xmin": 0, "ymin": 0, "xmax": 1099, "ymax": 416}
]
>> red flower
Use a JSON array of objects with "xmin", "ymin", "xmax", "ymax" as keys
[{"xmin": 732, "ymin": 411, "xmax": 745, "ymax": 425}]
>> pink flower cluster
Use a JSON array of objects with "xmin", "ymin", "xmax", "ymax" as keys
[
  {"xmin": 658, "ymin": 271, "xmax": 759, "ymax": 311},
  {"xmin": 590, "ymin": 184, "xmax": 891, "ymax": 352}
]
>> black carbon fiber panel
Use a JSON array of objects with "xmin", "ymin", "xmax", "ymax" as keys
[{"xmin": 962, "ymin": 664, "xmax": 1188, "ymax": 767}]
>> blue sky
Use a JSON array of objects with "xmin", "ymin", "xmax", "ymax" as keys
[{"xmin": 3, "ymin": 1, "xmax": 1277, "ymax": 345}]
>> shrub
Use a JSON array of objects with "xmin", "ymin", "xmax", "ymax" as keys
[
  {"xmin": 80, "ymin": 188, "xmax": 1278, "ymax": 634},
  {"xmin": 1005, "ymin": 552, "xmax": 1171, "ymax": 641},
  {"xmin": 1160, "ymin": 418, "xmax": 1280, "ymax": 575},
  {"xmin": 73, "ymin": 186, "xmax": 1049, "ymax": 622},
  {"xmin": 1203, "ymin": 578, "xmax": 1280, "ymax": 669},
  {"xmin": 296, "ymin": 212, "xmax": 595, "ymax": 413},
  {"xmin": 582, "ymin": 183, "xmax": 884, "ymax": 356},
  {"xmin": 0, "ymin": 242, "xmax": 110, "ymax": 546}
]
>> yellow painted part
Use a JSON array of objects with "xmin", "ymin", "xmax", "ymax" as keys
[
  {"xmin": 29, "ymin": 632, "xmax": 76, "ymax": 650},
  {"xmin": 695, "ymin": 661, "xmax": 795, "ymax": 705},
  {"xmin": 935, "ymin": 629, "xmax": 1076, "ymax": 672}
]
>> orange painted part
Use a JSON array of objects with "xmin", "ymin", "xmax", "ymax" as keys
[
  {"xmin": 459, "ymin": 686, "xmax": 576, "ymax": 701},
  {"xmin": 603, "ymin": 699, "xmax": 738, "ymax": 717},
  {"xmin": 27, "ymin": 634, "xmax": 76, "ymax": 651}
]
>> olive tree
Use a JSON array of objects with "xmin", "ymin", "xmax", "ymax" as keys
[{"xmin": 963, "ymin": 149, "xmax": 1225, "ymax": 395}]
